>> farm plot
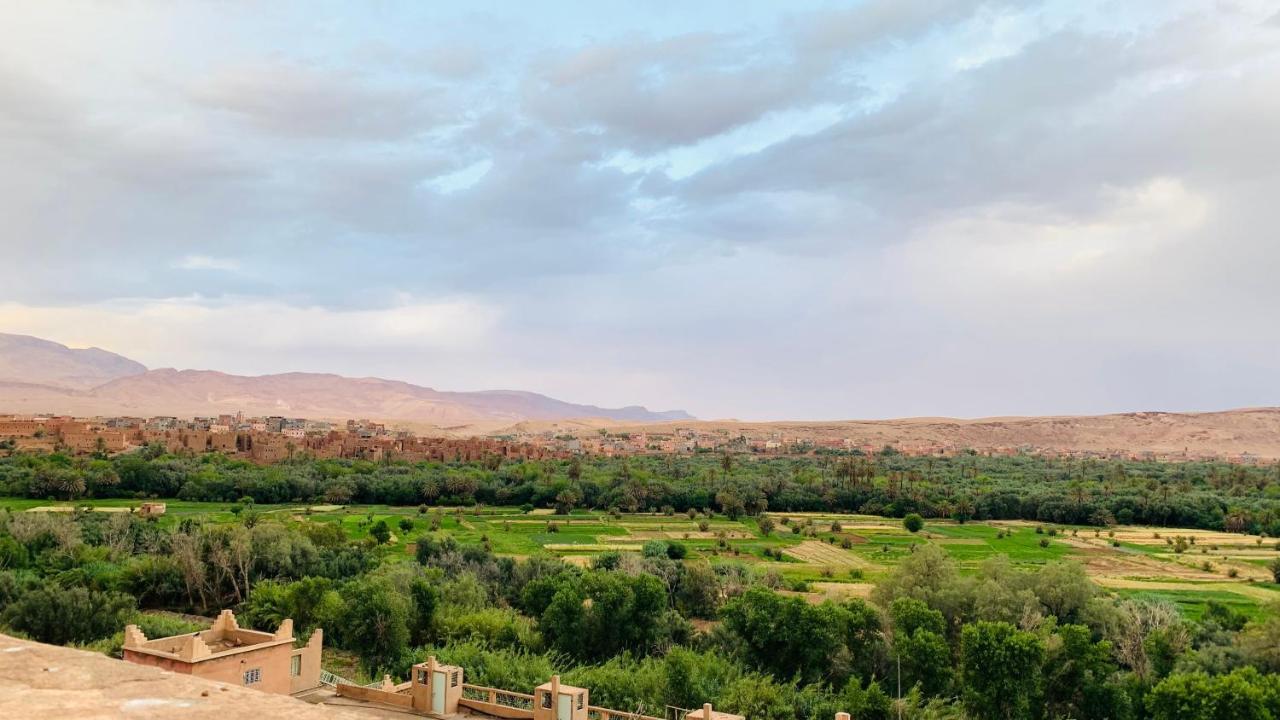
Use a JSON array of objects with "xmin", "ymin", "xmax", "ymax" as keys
[{"xmin": 783, "ymin": 540, "xmax": 873, "ymax": 568}]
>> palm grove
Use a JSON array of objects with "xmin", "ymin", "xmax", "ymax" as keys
[{"xmin": 0, "ymin": 450, "xmax": 1279, "ymax": 720}]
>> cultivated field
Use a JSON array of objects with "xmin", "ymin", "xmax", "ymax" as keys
[{"xmin": 6, "ymin": 498, "xmax": 1278, "ymax": 618}]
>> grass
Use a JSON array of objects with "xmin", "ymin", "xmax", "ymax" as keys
[{"xmin": 1109, "ymin": 587, "xmax": 1271, "ymax": 621}]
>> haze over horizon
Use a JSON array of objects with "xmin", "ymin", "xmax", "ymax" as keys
[{"xmin": 3, "ymin": 2, "xmax": 1280, "ymax": 421}]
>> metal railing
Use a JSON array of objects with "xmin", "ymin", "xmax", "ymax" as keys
[{"xmin": 319, "ymin": 670, "xmax": 350, "ymax": 687}]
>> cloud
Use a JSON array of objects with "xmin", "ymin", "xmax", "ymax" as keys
[
  {"xmin": 0, "ymin": 1, "xmax": 1278, "ymax": 418},
  {"xmin": 0, "ymin": 297, "xmax": 499, "ymax": 373},
  {"xmin": 187, "ymin": 61, "xmax": 447, "ymax": 140},
  {"xmin": 173, "ymin": 255, "xmax": 241, "ymax": 272}
]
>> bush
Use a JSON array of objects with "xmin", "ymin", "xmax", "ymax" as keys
[
  {"xmin": 1, "ymin": 583, "xmax": 136, "ymax": 646},
  {"xmin": 642, "ymin": 540, "xmax": 669, "ymax": 558},
  {"xmin": 903, "ymin": 514, "xmax": 924, "ymax": 533},
  {"xmin": 422, "ymin": 641, "xmax": 555, "ymax": 691},
  {"xmin": 1039, "ymin": 538, "xmax": 1051, "ymax": 548}
]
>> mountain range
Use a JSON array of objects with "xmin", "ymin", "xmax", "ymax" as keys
[{"xmin": 0, "ymin": 333, "xmax": 691, "ymax": 427}]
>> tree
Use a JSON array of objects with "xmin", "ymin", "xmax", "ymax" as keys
[
  {"xmin": 675, "ymin": 562, "xmax": 720, "ymax": 619},
  {"xmin": 662, "ymin": 647, "xmax": 742, "ymax": 711},
  {"xmin": 721, "ymin": 586, "xmax": 881, "ymax": 685},
  {"xmin": 960, "ymin": 621, "xmax": 1045, "ymax": 720},
  {"xmin": 1044, "ymin": 624, "xmax": 1130, "ymax": 720},
  {"xmin": 1269, "ymin": 557, "xmax": 1280, "ymax": 583},
  {"xmin": 890, "ymin": 597, "xmax": 946, "ymax": 637},
  {"xmin": 369, "ymin": 520, "xmax": 391, "ymax": 544},
  {"xmin": 338, "ymin": 580, "xmax": 410, "ymax": 673},
  {"xmin": 1032, "ymin": 561, "xmax": 1096, "ymax": 623},
  {"xmin": 903, "ymin": 514, "xmax": 924, "ymax": 533},
  {"xmin": 408, "ymin": 577, "xmax": 439, "ymax": 646},
  {"xmin": 757, "ymin": 515, "xmax": 775, "ymax": 536},
  {"xmin": 889, "ymin": 598, "xmax": 952, "ymax": 697},
  {"xmin": 0, "ymin": 536, "xmax": 29, "ymax": 570},
  {"xmin": 398, "ymin": 517, "xmax": 415, "ymax": 533},
  {"xmin": 715, "ymin": 488, "xmax": 746, "ymax": 520},
  {"xmin": 1147, "ymin": 668, "xmax": 1280, "ymax": 720},
  {"xmin": 871, "ymin": 544, "xmax": 965, "ymax": 628},
  {"xmin": 539, "ymin": 571, "xmax": 671, "ymax": 661},
  {"xmin": 893, "ymin": 624, "xmax": 952, "ymax": 697}
]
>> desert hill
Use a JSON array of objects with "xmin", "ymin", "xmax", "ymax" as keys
[
  {"xmin": 501, "ymin": 407, "xmax": 1280, "ymax": 458},
  {"xmin": 0, "ymin": 333, "xmax": 690, "ymax": 425}
]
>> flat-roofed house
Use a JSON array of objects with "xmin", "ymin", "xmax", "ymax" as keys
[{"xmin": 122, "ymin": 609, "xmax": 322, "ymax": 697}]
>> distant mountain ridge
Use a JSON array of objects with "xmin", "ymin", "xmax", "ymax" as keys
[
  {"xmin": 0, "ymin": 333, "xmax": 146, "ymax": 390},
  {"xmin": 0, "ymin": 333, "xmax": 692, "ymax": 425}
]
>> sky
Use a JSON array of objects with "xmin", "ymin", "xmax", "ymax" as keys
[{"xmin": 2, "ymin": 1, "xmax": 1279, "ymax": 420}]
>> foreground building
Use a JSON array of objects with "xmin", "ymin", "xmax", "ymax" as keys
[{"xmin": 122, "ymin": 609, "xmax": 323, "ymax": 697}]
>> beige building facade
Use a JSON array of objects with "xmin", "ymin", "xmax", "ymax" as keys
[{"xmin": 122, "ymin": 609, "xmax": 322, "ymax": 696}]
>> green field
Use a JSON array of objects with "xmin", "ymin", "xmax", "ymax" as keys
[{"xmin": 7, "ymin": 497, "xmax": 1277, "ymax": 615}]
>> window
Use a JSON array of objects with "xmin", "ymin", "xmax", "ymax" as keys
[
  {"xmin": 578, "ymin": 694, "xmax": 584, "ymax": 710},
  {"xmin": 291, "ymin": 655, "xmax": 301, "ymax": 677},
  {"xmin": 451, "ymin": 671, "xmax": 460, "ymax": 687},
  {"xmin": 541, "ymin": 692, "xmax": 553, "ymax": 709},
  {"xmin": 418, "ymin": 669, "xmax": 429, "ymax": 684},
  {"xmin": 243, "ymin": 668, "xmax": 262, "ymax": 685}
]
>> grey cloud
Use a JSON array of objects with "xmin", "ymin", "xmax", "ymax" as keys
[
  {"xmin": 2, "ymin": 2, "xmax": 1279, "ymax": 418},
  {"xmin": 187, "ymin": 62, "xmax": 448, "ymax": 140},
  {"xmin": 674, "ymin": 12, "xmax": 1280, "ymax": 247},
  {"xmin": 794, "ymin": 0, "xmax": 1002, "ymax": 56},
  {"xmin": 523, "ymin": 33, "xmax": 831, "ymax": 150}
]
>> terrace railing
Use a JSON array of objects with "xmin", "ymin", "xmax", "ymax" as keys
[
  {"xmin": 460, "ymin": 683, "xmax": 538, "ymax": 718},
  {"xmin": 589, "ymin": 706, "xmax": 664, "ymax": 720}
]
